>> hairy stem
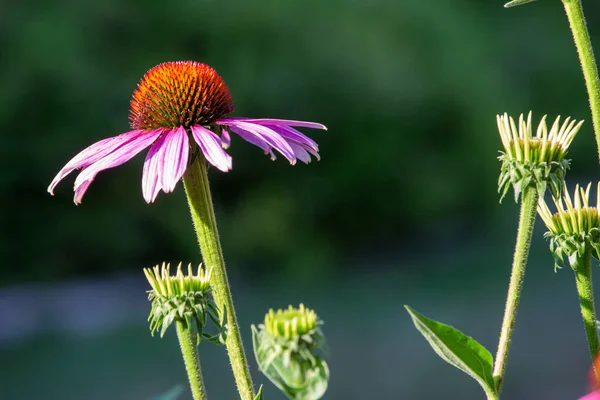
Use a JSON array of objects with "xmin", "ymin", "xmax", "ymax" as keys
[
  {"xmin": 573, "ymin": 249, "xmax": 600, "ymax": 367},
  {"xmin": 493, "ymin": 186, "xmax": 538, "ymax": 394},
  {"xmin": 176, "ymin": 321, "xmax": 208, "ymax": 400},
  {"xmin": 562, "ymin": 0, "xmax": 600, "ymax": 160},
  {"xmin": 182, "ymin": 158, "xmax": 256, "ymax": 400}
]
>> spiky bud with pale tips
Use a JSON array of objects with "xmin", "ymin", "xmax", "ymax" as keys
[
  {"xmin": 144, "ymin": 262, "xmax": 226, "ymax": 343},
  {"xmin": 538, "ymin": 183, "xmax": 600, "ymax": 270},
  {"xmin": 252, "ymin": 304, "xmax": 329, "ymax": 400},
  {"xmin": 497, "ymin": 112, "xmax": 583, "ymax": 202}
]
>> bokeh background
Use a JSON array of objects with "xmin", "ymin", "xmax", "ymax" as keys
[{"xmin": 2, "ymin": 0, "xmax": 600, "ymax": 399}]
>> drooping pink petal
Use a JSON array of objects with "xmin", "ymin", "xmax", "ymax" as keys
[
  {"xmin": 269, "ymin": 125, "xmax": 319, "ymax": 152},
  {"xmin": 73, "ymin": 180, "xmax": 93, "ymax": 205},
  {"xmin": 72, "ymin": 129, "xmax": 163, "ymax": 204},
  {"xmin": 228, "ymin": 126, "xmax": 276, "ymax": 160},
  {"xmin": 218, "ymin": 118, "xmax": 327, "ymax": 131},
  {"xmin": 221, "ymin": 129, "xmax": 231, "ymax": 149},
  {"xmin": 191, "ymin": 125, "xmax": 232, "ymax": 172},
  {"xmin": 288, "ymin": 142, "xmax": 312, "ymax": 164},
  {"xmin": 142, "ymin": 135, "xmax": 167, "ymax": 203},
  {"xmin": 159, "ymin": 127, "xmax": 189, "ymax": 193},
  {"xmin": 225, "ymin": 121, "xmax": 297, "ymax": 164},
  {"xmin": 48, "ymin": 130, "xmax": 145, "ymax": 195}
]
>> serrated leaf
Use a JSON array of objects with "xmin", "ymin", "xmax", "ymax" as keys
[
  {"xmin": 405, "ymin": 306, "xmax": 497, "ymax": 398},
  {"xmin": 504, "ymin": 0, "xmax": 536, "ymax": 8}
]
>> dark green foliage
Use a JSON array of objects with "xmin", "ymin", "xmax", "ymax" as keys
[{"xmin": 3, "ymin": 0, "xmax": 600, "ymax": 282}]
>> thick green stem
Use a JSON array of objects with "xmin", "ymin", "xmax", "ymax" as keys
[
  {"xmin": 573, "ymin": 249, "xmax": 600, "ymax": 365},
  {"xmin": 176, "ymin": 321, "xmax": 207, "ymax": 400},
  {"xmin": 493, "ymin": 186, "xmax": 538, "ymax": 394},
  {"xmin": 562, "ymin": 0, "xmax": 600, "ymax": 161},
  {"xmin": 182, "ymin": 158, "xmax": 256, "ymax": 400},
  {"xmin": 486, "ymin": 392, "xmax": 499, "ymax": 400}
]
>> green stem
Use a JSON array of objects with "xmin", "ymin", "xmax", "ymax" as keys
[
  {"xmin": 493, "ymin": 186, "xmax": 538, "ymax": 394},
  {"xmin": 182, "ymin": 158, "xmax": 256, "ymax": 400},
  {"xmin": 562, "ymin": 0, "xmax": 600, "ymax": 161},
  {"xmin": 486, "ymin": 392, "xmax": 499, "ymax": 400},
  {"xmin": 176, "ymin": 321, "xmax": 207, "ymax": 400},
  {"xmin": 573, "ymin": 248, "xmax": 600, "ymax": 364}
]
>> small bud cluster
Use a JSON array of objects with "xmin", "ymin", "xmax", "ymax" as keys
[
  {"xmin": 538, "ymin": 183, "xmax": 600, "ymax": 270},
  {"xmin": 252, "ymin": 304, "xmax": 329, "ymax": 400},
  {"xmin": 144, "ymin": 262, "xmax": 226, "ymax": 343},
  {"xmin": 497, "ymin": 112, "xmax": 583, "ymax": 201}
]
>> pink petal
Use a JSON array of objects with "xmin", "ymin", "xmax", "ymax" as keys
[
  {"xmin": 227, "ymin": 121, "xmax": 297, "ymax": 164},
  {"xmin": 288, "ymin": 141, "xmax": 312, "ymax": 164},
  {"xmin": 160, "ymin": 127, "xmax": 189, "ymax": 193},
  {"xmin": 580, "ymin": 391, "xmax": 600, "ymax": 400},
  {"xmin": 270, "ymin": 125, "xmax": 319, "ymax": 152},
  {"xmin": 48, "ymin": 130, "xmax": 145, "ymax": 195},
  {"xmin": 72, "ymin": 129, "xmax": 163, "ymax": 204},
  {"xmin": 228, "ymin": 126, "xmax": 271, "ymax": 153},
  {"xmin": 190, "ymin": 125, "xmax": 233, "ymax": 172},
  {"xmin": 221, "ymin": 129, "xmax": 231, "ymax": 149},
  {"xmin": 73, "ymin": 180, "xmax": 93, "ymax": 205},
  {"xmin": 142, "ymin": 137, "xmax": 166, "ymax": 204},
  {"xmin": 218, "ymin": 118, "xmax": 327, "ymax": 131},
  {"xmin": 143, "ymin": 127, "xmax": 190, "ymax": 202}
]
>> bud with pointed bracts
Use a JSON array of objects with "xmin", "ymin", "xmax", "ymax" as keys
[
  {"xmin": 538, "ymin": 183, "xmax": 600, "ymax": 270},
  {"xmin": 497, "ymin": 112, "xmax": 583, "ymax": 202},
  {"xmin": 144, "ymin": 262, "xmax": 226, "ymax": 344},
  {"xmin": 252, "ymin": 304, "xmax": 329, "ymax": 400}
]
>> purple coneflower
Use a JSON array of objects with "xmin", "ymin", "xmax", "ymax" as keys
[{"xmin": 48, "ymin": 61, "xmax": 326, "ymax": 204}]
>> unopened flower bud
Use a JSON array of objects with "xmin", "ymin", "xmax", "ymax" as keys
[
  {"xmin": 144, "ymin": 262, "xmax": 226, "ymax": 343},
  {"xmin": 497, "ymin": 112, "xmax": 583, "ymax": 202},
  {"xmin": 252, "ymin": 304, "xmax": 329, "ymax": 400},
  {"xmin": 538, "ymin": 183, "xmax": 600, "ymax": 270}
]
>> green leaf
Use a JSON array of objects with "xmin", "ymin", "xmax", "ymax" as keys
[
  {"xmin": 149, "ymin": 385, "xmax": 184, "ymax": 400},
  {"xmin": 503, "ymin": 0, "xmax": 536, "ymax": 8},
  {"xmin": 405, "ymin": 306, "xmax": 497, "ymax": 398}
]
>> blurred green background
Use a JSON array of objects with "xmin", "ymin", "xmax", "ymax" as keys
[{"xmin": 2, "ymin": 0, "xmax": 600, "ymax": 399}]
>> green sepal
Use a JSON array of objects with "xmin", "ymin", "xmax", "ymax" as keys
[
  {"xmin": 405, "ymin": 306, "xmax": 497, "ymax": 399},
  {"xmin": 254, "ymin": 385, "xmax": 264, "ymax": 400},
  {"xmin": 147, "ymin": 290, "xmax": 226, "ymax": 345},
  {"xmin": 504, "ymin": 0, "xmax": 536, "ymax": 8},
  {"xmin": 545, "ymin": 228, "xmax": 600, "ymax": 271},
  {"xmin": 498, "ymin": 154, "xmax": 569, "ymax": 203}
]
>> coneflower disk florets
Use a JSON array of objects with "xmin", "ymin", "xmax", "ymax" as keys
[
  {"xmin": 129, "ymin": 61, "xmax": 235, "ymax": 130},
  {"xmin": 497, "ymin": 112, "xmax": 583, "ymax": 201},
  {"xmin": 538, "ymin": 183, "xmax": 600, "ymax": 269},
  {"xmin": 48, "ymin": 61, "xmax": 326, "ymax": 204}
]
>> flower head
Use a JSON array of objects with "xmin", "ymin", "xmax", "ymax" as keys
[
  {"xmin": 538, "ymin": 183, "xmax": 600, "ymax": 270},
  {"xmin": 252, "ymin": 304, "xmax": 329, "ymax": 400},
  {"xmin": 144, "ymin": 262, "xmax": 225, "ymax": 342},
  {"xmin": 497, "ymin": 112, "xmax": 583, "ymax": 201},
  {"xmin": 48, "ymin": 61, "xmax": 327, "ymax": 204}
]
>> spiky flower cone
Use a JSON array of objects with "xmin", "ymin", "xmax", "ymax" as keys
[
  {"xmin": 497, "ymin": 112, "xmax": 583, "ymax": 201},
  {"xmin": 252, "ymin": 305, "xmax": 329, "ymax": 400}
]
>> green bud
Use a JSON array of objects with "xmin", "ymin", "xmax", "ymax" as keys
[
  {"xmin": 144, "ymin": 262, "xmax": 226, "ymax": 343},
  {"xmin": 538, "ymin": 183, "xmax": 600, "ymax": 270},
  {"xmin": 497, "ymin": 112, "xmax": 583, "ymax": 202},
  {"xmin": 252, "ymin": 304, "xmax": 329, "ymax": 400}
]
